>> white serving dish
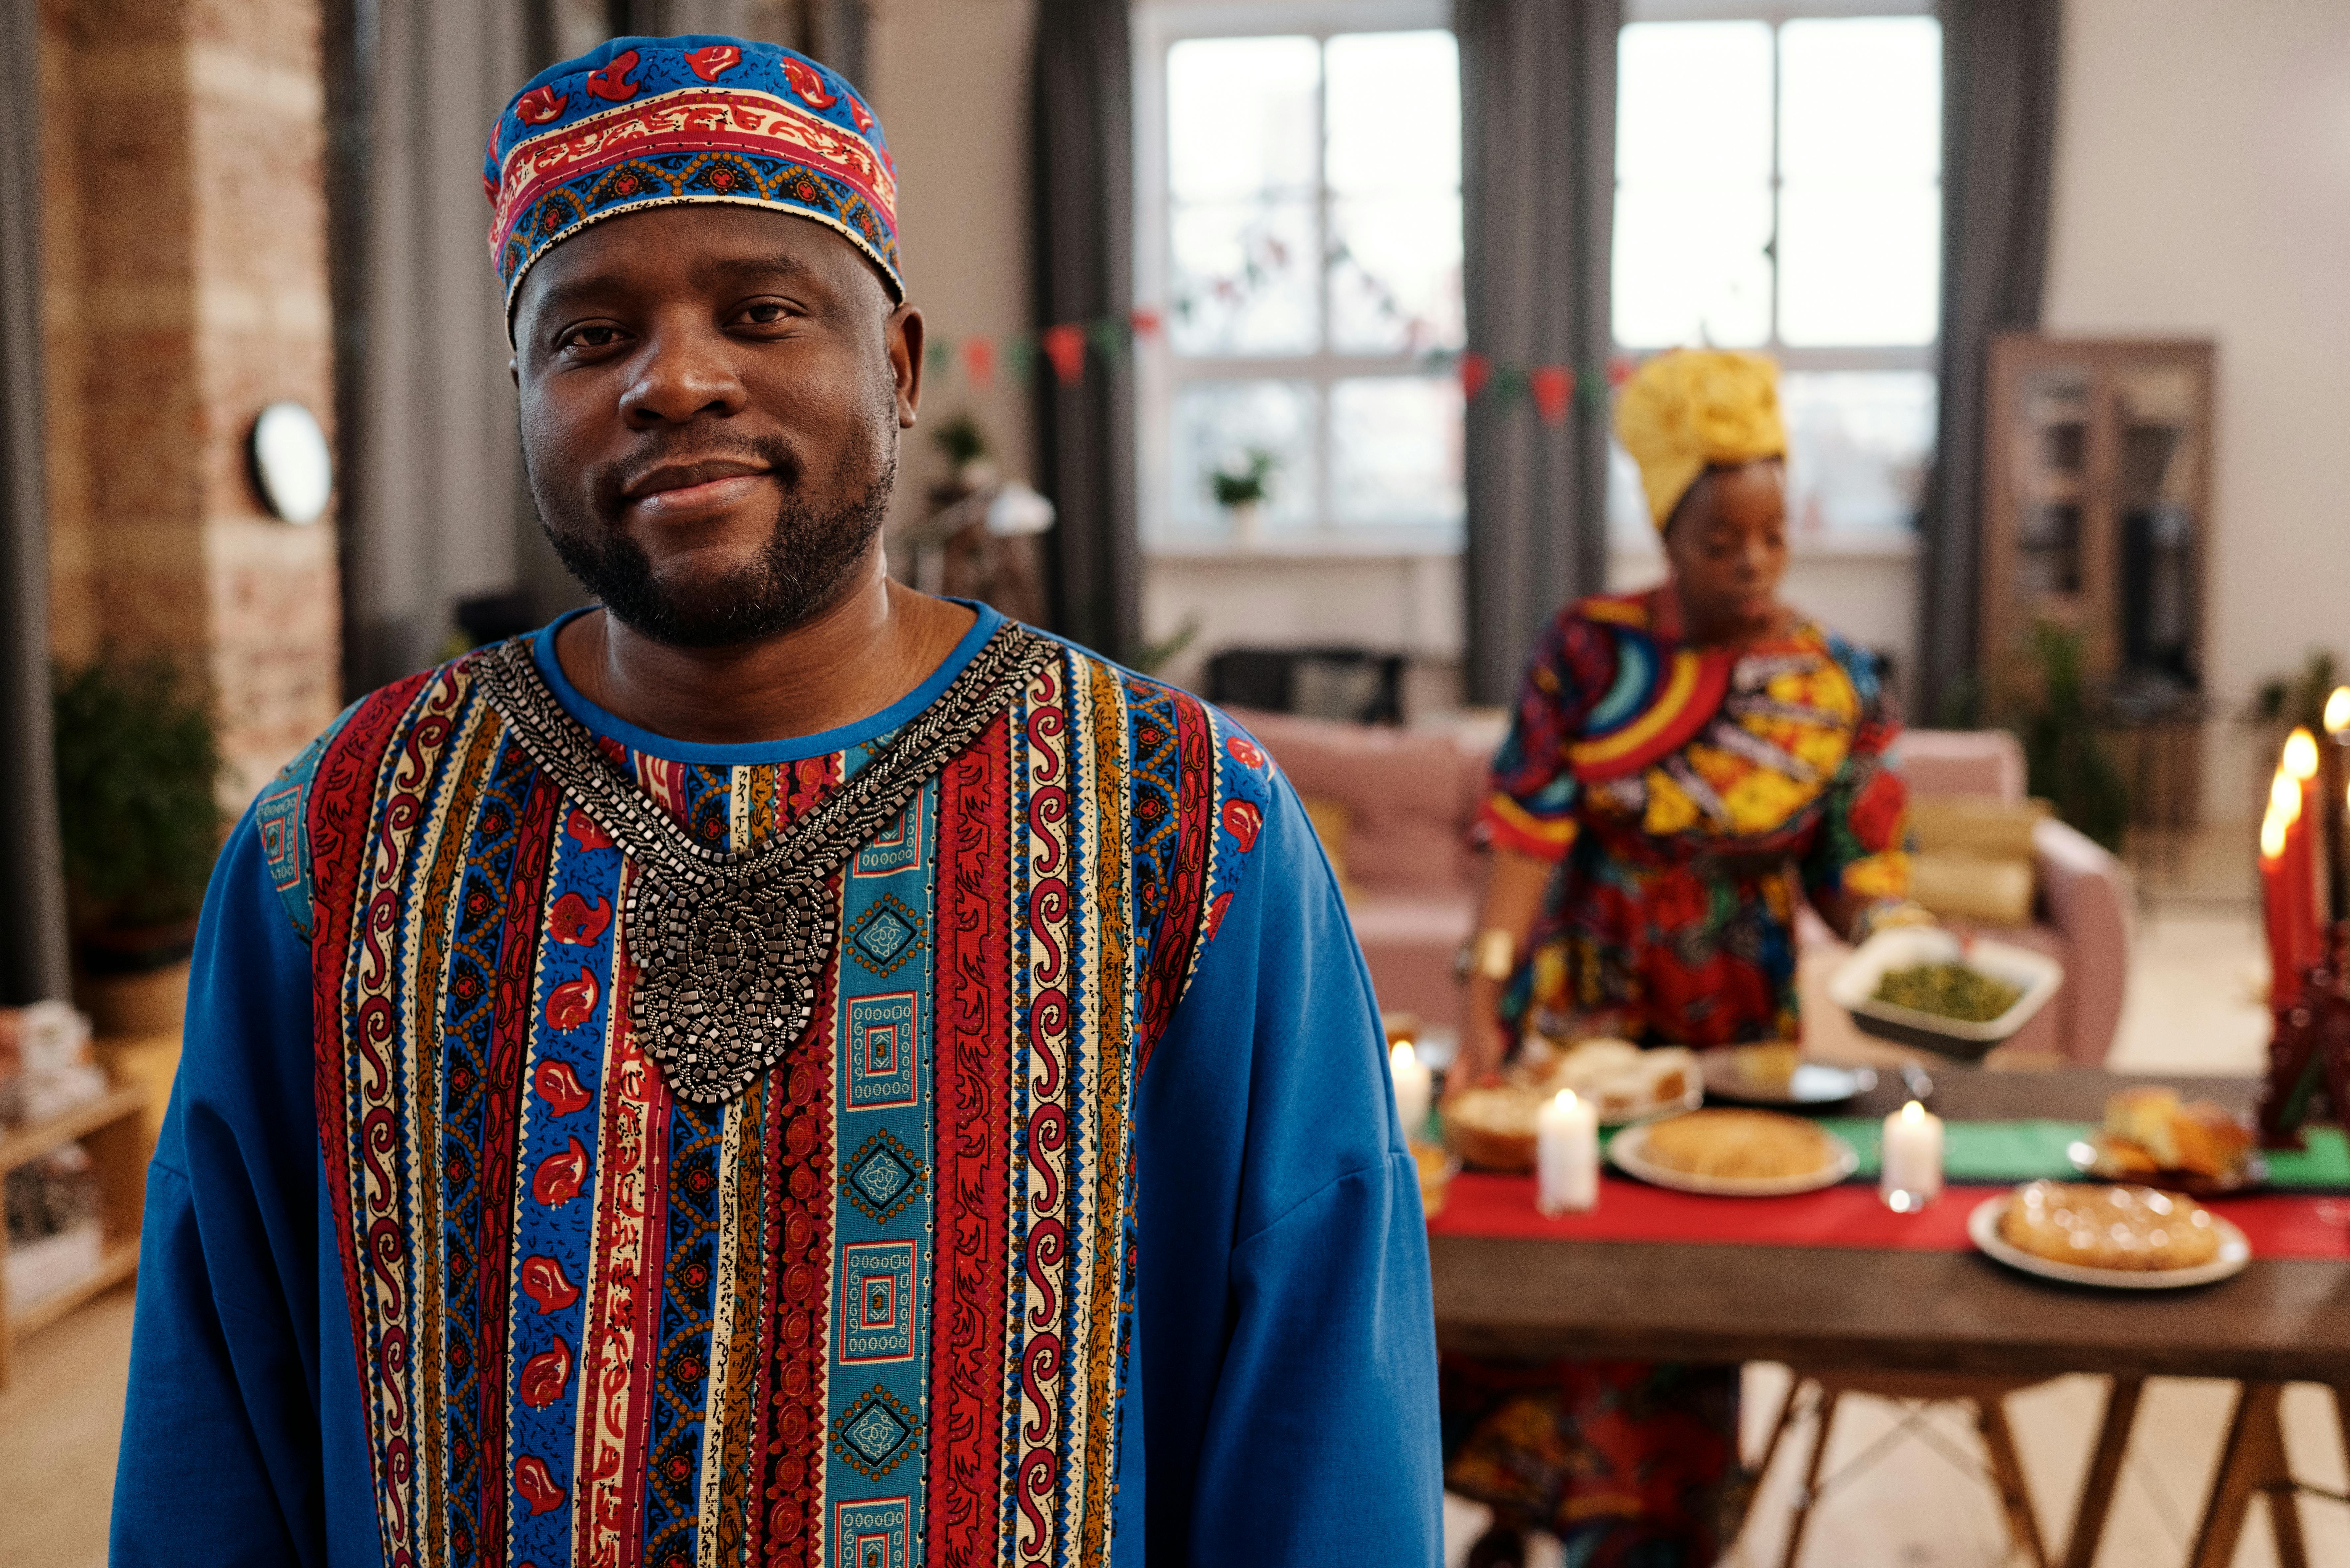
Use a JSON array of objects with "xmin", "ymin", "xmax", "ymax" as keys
[
  {"xmin": 1967, "ymin": 1194, "xmax": 2251, "ymax": 1290},
  {"xmin": 1607, "ymin": 1120, "xmax": 1858, "ymax": 1197},
  {"xmin": 1828, "ymin": 927, "xmax": 2064, "ymax": 1059}
]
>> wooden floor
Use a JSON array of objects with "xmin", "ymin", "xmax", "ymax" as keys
[
  {"xmin": 0, "ymin": 1282, "xmax": 131, "ymax": 1568},
  {"xmin": 6, "ymin": 825, "xmax": 2336, "ymax": 1566}
]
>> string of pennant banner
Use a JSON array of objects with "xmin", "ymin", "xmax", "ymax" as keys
[{"xmin": 927, "ymin": 308, "xmax": 1640, "ymax": 426}]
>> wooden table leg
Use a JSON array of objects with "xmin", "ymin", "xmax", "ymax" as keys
[
  {"xmin": 2189, "ymin": 1382, "xmax": 2305, "ymax": 1568},
  {"xmin": 2061, "ymin": 1374, "xmax": 2142, "ymax": 1568},
  {"xmin": 1738, "ymin": 1375, "xmax": 1806, "ymax": 1545},
  {"xmin": 1977, "ymin": 1392, "xmax": 2051, "ymax": 1568},
  {"xmin": 1778, "ymin": 1388, "xmax": 1840, "ymax": 1568}
]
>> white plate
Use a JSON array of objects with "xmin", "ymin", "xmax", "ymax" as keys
[
  {"xmin": 1967, "ymin": 1194, "xmax": 2252, "ymax": 1289},
  {"xmin": 1608, "ymin": 1120, "xmax": 1859, "ymax": 1196},
  {"xmin": 1595, "ymin": 1080, "xmax": 1705, "ymax": 1129},
  {"xmin": 1828, "ymin": 927, "xmax": 2064, "ymax": 1053},
  {"xmin": 1697, "ymin": 1049, "xmax": 1876, "ymax": 1107}
]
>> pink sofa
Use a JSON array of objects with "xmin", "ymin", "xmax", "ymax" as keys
[
  {"xmin": 1225, "ymin": 709, "xmax": 1487, "ymax": 1024},
  {"xmin": 1233, "ymin": 710, "xmax": 2135, "ymax": 1064}
]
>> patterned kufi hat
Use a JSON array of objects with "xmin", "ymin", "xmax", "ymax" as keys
[
  {"xmin": 485, "ymin": 36, "xmax": 900, "ymax": 340},
  {"xmin": 1613, "ymin": 349, "xmax": 1786, "ymax": 529}
]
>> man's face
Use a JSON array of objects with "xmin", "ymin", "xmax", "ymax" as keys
[{"xmin": 511, "ymin": 205, "xmax": 921, "ymax": 648}]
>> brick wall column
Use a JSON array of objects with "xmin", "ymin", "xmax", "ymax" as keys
[{"xmin": 43, "ymin": 0, "xmax": 342, "ymax": 806}]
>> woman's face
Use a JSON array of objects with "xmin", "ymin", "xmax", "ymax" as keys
[{"xmin": 1663, "ymin": 460, "xmax": 1787, "ymax": 642}]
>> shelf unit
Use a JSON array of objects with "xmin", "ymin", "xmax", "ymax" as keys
[
  {"xmin": 0, "ymin": 1081, "xmax": 149, "ymax": 1387},
  {"xmin": 1980, "ymin": 334, "xmax": 2216, "ymax": 828}
]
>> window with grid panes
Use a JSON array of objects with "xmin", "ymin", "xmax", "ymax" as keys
[
  {"xmin": 1609, "ymin": 4, "xmax": 1942, "ymax": 540},
  {"xmin": 1135, "ymin": 4, "xmax": 1465, "ymax": 550}
]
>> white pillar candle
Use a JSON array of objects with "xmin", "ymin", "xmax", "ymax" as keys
[
  {"xmin": 1389, "ymin": 1041, "xmax": 1432, "ymax": 1142},
  {"xmin": 1880, "ymin": 1099, "xmax": 1945, "ymax": 1212},
  {"xmin": 1537, "ymin": 1089, "xmax": 1601, "ymax": 1215}
]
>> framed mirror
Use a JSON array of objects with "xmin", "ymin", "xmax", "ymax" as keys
[{"xmin": 248, "ymin": 400, "xmax": 333, "ymax": 525}]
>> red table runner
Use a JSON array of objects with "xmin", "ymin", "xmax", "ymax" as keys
[{"xmin": 1428, "ymin": 1173, "xmax": 2350, "ymax": 1260}]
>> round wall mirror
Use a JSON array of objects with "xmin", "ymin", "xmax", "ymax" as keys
[{"xmin": 248, "ymin": 400, "xmax": 333, "ymax": 524}]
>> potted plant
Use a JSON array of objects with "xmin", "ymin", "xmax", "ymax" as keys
[
  {"xmin": 933, "ymin": 412, "xmax": 997, "ymax": 493},
  {"xmin": 1211, "ymin": 449, "xmax": 1277, "ymax": 543},
  {"xmin": 52, "ymin": 656, "xmax": 222, "ymax": 1036},
  {"xmin": 2001, "ymin": 622, "xmax": 2131, "ymax": 853}
]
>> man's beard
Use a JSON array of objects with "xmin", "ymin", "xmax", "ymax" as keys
[{"xmin": 530, "ymin": 431, "xmax": 895, "ymax": 650}]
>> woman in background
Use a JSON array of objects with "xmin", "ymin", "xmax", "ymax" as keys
[{"xmin": 1443, "ymin": 351, "xmax": 1926, "ymax": 1566}]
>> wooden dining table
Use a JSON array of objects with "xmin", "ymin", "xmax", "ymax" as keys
[{"xmin": 1426, "ymin": 1066, "xmax": 2350, "ymax": 1568}]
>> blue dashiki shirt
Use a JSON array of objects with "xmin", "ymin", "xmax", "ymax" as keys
[{"xmin": 111, "ymin": 603, "xmax": 1441, "ymax": 1568}]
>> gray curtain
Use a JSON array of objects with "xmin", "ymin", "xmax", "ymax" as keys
[
  {"xmin": 1030, "ymin": 0, "xmax": 1138, "ymax": 660},
  {"xmin": 0, "ymin": 0, "xmax": 68, "ymax": 1004},
  {"xmin": 332, "ymin": 0, "xmax": 551, "ymax": 693},
  {"xmin": 1459, "ymin": 0, "xmax": 1621, "ymax": 706},
  {"xmin": 1917, "ymin": 0, "xmax": 2059, "ymax": 721}
]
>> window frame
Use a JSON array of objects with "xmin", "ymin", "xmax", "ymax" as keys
[
  {"xmin": 1133, "ymin": 0, "xmax": 1464, "ymax": 558},
  {"xmin": 1612, "ymin": 0, "xmax": 1940, "ymax": 544}
]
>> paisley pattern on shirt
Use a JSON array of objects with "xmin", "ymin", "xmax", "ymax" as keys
[{"xmin": 272, "ymin": 632, "xmax": 1272, "ymax": 1568}]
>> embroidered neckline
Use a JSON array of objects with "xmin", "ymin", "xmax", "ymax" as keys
[{"xmin": 474, "ymin": 621, "xmax": 1055, "ymax": 1102}]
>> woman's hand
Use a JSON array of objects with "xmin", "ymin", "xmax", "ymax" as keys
[
  {"xmin": 1445, "ymin": 847, "xmax": 1554, "ymax": 1101},
  {"xmin": 1449, "ymin": 978, "xmax": 1512, "ymax": 1099}
]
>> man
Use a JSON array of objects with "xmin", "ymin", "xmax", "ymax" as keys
[{"xmin": 111, "ymin": 36, "xmax": 1440, "ymax": 1568}]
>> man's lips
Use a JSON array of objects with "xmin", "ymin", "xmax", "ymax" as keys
[{"xmin": 620, "ymin": 458, "xmax": 774, "ymax": 519}]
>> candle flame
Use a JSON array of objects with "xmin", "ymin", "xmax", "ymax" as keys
[
  {"xmin": 2262, "ymin": 808, "xmax": 2289, "ymax": 861},
  {"xmin": 2327, "ymin": 686, "xmax": 2350, "ymax": 735},
  {"xmin": 1901, "ymin": 1098, "xmax": 1926, "ymax": 1123},
  {"xmin": 2285, "ymin": 728, "xmax": 2321, "ymax": 781},
  {"xmin": 1553, "ymin": 1088, "xmax": 1579, "ymax": 1111},
  {"xmin": 1389, "ymin": 1041, "xmax": 1418, "ymax": 1073},
  {"xmin": 2273, "ymin": 767, "xmax": 2306, "ymax": 821}
]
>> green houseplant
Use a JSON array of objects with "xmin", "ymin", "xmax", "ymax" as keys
[
  {"xmin": 2005, "ymin": 622, "xmax": 2131, "ymax": 852},
  {"xmin": 1210, "ymin": 449, "xmax": 1276, "ymax": 541},
  {"xmin": 52, "ymin": 656, "xmax": 223, "ymax": 977}
]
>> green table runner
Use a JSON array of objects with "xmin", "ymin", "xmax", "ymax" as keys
[
  {"xmin": 1425, "ymin": 1110, "xmax": 2350, "ymax": 1190},
  {"xmin": 1811, "ymin": 1119, "xmax": 2350, "ymax": 1189}
]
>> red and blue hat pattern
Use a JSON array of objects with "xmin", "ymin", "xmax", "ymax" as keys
[{"xmin": 485, "ymin": 34, "xmax": 900, "ymax": 334}]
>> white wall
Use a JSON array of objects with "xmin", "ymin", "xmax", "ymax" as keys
[
  {"xmin": 2043, "ymin": 0, "xmax": 2350, "ymax": 818},
  {"xmin": 865, "ymin": 0, "xmax": 1040, "ymax": 536}
]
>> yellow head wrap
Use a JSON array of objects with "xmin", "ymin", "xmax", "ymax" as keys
[{"xmin": 1613, "ymin": 350, "xmax": 1787, "ymax": 529}]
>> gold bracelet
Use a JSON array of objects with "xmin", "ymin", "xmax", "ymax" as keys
[{"xmin": 1471, "ymin": 927, "xmax": 1517, "ymax": 982}]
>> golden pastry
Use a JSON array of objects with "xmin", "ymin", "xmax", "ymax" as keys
[
  {"xmin": 1732, "ymin": 1043, "xmax": 1800, "ymax": 1090},
  {"xmin": 1640, "ymin": 1109, "xmax": 1831, "ymax": 1181},
  {"xmin": 2100, "ymin": 1087, "xmax": 2253, "ymax": 1179},
  {"xmin": 1440, "ymin": 1084, "xmax": 1546, "ymax": 1172},
  {"xmin": 1412, "ymin": 1140, "xmax": 1457, "ymax": 1219},
  {"xmin": 1998, "ymin": 1180, "xmax": 2221, "ymax": 1271}
]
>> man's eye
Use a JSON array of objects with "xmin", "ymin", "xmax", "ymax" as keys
[
  {"xmin": 565, "ymin": 325, "xmax": 622, "ymax": 350},
  {"xmin": 740, "ymin": 302, "xmax": 790, "ymax": 326}
]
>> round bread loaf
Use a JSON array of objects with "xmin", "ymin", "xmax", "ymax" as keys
[
  {"xmin": 1441, "ymin": 1084, "xmax": 1545, "ymax": 1171},
  {"xmin": 1997, "ymin": 1180, "xmax": 2221, "ymax": 1271}
]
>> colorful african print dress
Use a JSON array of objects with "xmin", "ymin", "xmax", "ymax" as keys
[
  {"xmin": 112, "ymin": 605, "xmax": 1442, "ymax": 1568},
  {"xmin": 1476, "ymin": 585, "xmax": 1910, "ymax": 1047},
  {"xmin": 1443, "ymin": 586, "xmax": 1910, "ymax": 1566}
]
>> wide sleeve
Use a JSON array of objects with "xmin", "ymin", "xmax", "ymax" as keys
[
  {"xmin": 1800, "ymin": 638, "xmax": 1914, "ymax": 920},
  {"xmin": 1469, "ymin": 609, "xmax": 1594, "ymax": 861},
  {"xmin": 112, "ymin": 809, "xmax": 332, "ymax": 1567},
  {"xmin": 1129, "ymin": 748, "xmax": 1443, "ymax": 1568}
]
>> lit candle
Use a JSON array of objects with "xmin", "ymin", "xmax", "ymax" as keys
[
  {"xmin": 1537, "ymin": 1089, "xmax": 1600, "ymax": 1215},
  {"xmin": 2262, "ymin": 756, "xmax": 2320, "ymax": 1008},
  {"xmin": 2324, "ymin": 689, "xmax": 2350, "ymax": 936},
  {"xmin": 1880, "ymin": 1099, "xmax": 1944, "ymax": 1212},
  {"xmin": 1388, "ymin": 1040, "xmax": 1432, "ymax": 1143}
]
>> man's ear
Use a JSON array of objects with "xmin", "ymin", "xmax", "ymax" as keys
[{"xmin": 888, "ymin": 304, "xmax": 925, "ymax": 429}]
